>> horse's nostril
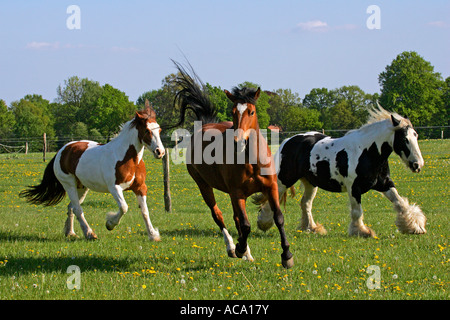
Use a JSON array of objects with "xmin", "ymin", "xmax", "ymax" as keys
[{"xmin": 410, "ymin": 161, "xmax": 420, "ymax": 172}]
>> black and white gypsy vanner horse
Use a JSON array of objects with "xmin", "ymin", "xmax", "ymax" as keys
[{"xmin": 256, "ymin": 105, "xmax": 426, "ymax": 237}]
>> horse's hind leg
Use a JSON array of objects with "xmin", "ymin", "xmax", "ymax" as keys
[
  {"xmin": 65, "ymin": 184, "xmax": 97, "ymax": 240},
  {"xmin": 257, "ymin": 179, "xmax": 286, "ymax": 232},
  {"xmin": 383, "ymin": 187, "xmax": 426, "ymax": 234},
  {"xmin": 298, "ymin": 179, "xmax": 326, "ymax": 235},
  {"xmin": 206, "ymin": 191, "xmax": 237, "ymax": 258},
  {"xmin": 347, "ymin": 191, "xmax": 375, "ymax": 238},
  {"xmin": 190, "ymin": 170, "xmax": 236, "ymax": 258},
  {"xmin": 64, "ymin": 187, "xmax": 89, "ymax": 239}
]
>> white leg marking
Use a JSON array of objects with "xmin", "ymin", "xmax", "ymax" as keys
[
  {"xmin": 222, "ymin": 228, "xmax": 236, "ymax": 256},
  {"xmin": 383, "ymin": 188, "xmax": 426, "ymax": 234},
  {"xmin": 299, "ymin": 179, "xmax": 326, "ymax": 234},
  {"xmin": 137, "ymin": 195, "xmax": 160, "ymax": 241},
  {"xmin": 106, "ymin": 186, "xmax": 128, "ymax": 230}
]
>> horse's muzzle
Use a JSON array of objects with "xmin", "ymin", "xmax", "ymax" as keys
[
  {"xmin": 234, "ymin": 139, "xmax": 247, "ymax": 153},
  {"xmin": 409, "ymin": 161, "xmax": 421, "ymax": 173},
  {"xmin": 154, "ymin": 147, "xmax": 165, "ymax": 159}
]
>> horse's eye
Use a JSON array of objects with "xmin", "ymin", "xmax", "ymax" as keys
[{"xmin": 250, "ymin": 110, "xmax": 255, "ymax": 116}]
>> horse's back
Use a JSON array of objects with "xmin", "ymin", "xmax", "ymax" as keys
[
  {"xmin": 55, "ymin": 140, "xmax": 109, "ymax": 192},
  {"xmin": 277, "ymin": 132, "xmax": 328, "ymax": 187}
]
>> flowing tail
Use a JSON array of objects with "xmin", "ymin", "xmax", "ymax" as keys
[
  {"xmin": 171, "ymin": 59, "xmax": 218, "ymax": 127},
  {"xmin": 252, "ymin": 186, "xmax": 296, "ymax": 210},
  {"xmin": 19, "ymin": 156, "xmax": 66, "ymax": 206}
]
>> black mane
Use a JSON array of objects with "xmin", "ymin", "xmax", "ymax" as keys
[{"xmin": 231, "ymin": 87, "xmax": 259, "ymax": 105}]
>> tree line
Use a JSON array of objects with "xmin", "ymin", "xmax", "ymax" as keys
[{"xmin": 1, "ymin": 51, "xmax": 448, "ymax": 150}]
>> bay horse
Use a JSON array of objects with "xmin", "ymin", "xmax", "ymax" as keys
[
  {"xmin": 256, "ymin": 104, "xmax": 426, "ymax": 237},
  {"xmin": 172, "ymin": 61, "xmax": 293, "ymax": 268},
  {"xmin": 19, "ymin": 102, "xmax": 165, "ymax": 241}
]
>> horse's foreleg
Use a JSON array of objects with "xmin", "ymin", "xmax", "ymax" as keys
[
  {"xmin": 299, "ymin": 179, "xmax": 326, "ymax": 235},
  {"xmin": 136, "ymin": 194, "xmax": 160, "ymax": 241},
  {"xmin": 106, "ymin": 186, "xmax": 128, "ymax": 231},
  {"xmin": 230, "ymin": 196, "xmax": 254, "ymax": 262},
  {"xmin": 348, "ymin": 192, "xmax": 376, "ymax": 238},
  {"xmin": 267, "ymin": 187, "xmax": 294, "ymax": 269},
  {"xmin": 383, "ymin": 187, "xmax": 426, "ymax": 234}
]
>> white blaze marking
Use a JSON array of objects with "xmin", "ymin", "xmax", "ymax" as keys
[{"xmin": 236, "ymin": 103, "xmax": 248, "ymax": 123}]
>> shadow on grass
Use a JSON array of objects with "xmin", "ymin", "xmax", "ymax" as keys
[
  {"xmin": 159, "ymin": 226, "xmax": 281, "ymax": 240},
  {"xmin": 0, "ymin": 231, "xmax": 52, "ymax": 243},
  {"xmin": 1, "ymin": 254, "xmax": 136, "ymax": 276}
]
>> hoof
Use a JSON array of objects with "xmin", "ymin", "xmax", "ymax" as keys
[
  {"xmin": 313, "ymin": 223, "xmax": 327, "ymax": 235},
  {"xmin": 235, "ymin": 244, "xmax": 254, "ymax": 262},
  {"xmin": 86, "ymin": 231, "xmax": 98, "ymax": 240},
  {"xmin": 105, "ymin": 220, "xmax": 116, "ymax": 231},
  {"xmin": 352, "ymin": 229, "xmax": 376, "ymax": 238},
  {"xmin": 349, "ymin": 224, "xmax": 376, "ymax": 238},
  {"xmin": 227, "ymin": 249, "xmax": 238, "ymax": 258},
  {"xmin": 299, "ymin": 223, "xmax": 327, "ymax": 235},
  {"xmin": 149, "ymin": 230, "xmax": 161, "ymax": 242},
  {"xmin": 65, "ymin": 232, "xmax": 79, "ymax": 240},
  {"xmin": 257, "ymin": 219, "xmax": 274, "ymax": 232},
  {"xmin": 282, "ymin": 256, "xmax": 294, "ymax": 269}
]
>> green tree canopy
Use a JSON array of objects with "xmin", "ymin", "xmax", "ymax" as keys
[
  {"xmin": 11, "ymin": 96, "xmax": 54, "ymax": 138},
  {"xmin": 54, "ymin": 76, "xmax": 136, "ymax": 137},
  {"xmin": 0, "ymin": 99, "xmax": 15, "ymax": 138},
  {"xmin": 279, "ymin": 106, "xmax": 322, "ymax": 131},
  {"xmin": 378, "ymin": 51, "xmax": 446, "ymax": 126}
]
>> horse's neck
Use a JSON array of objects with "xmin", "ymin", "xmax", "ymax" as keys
[
  {"xmin": 109, "ymin": 123, "xmax": 144, "ymax": 158},
  {"xmin": 346, "ymin": 119, "xmax": 394, "ymax": 155},
  {"xmin": 248, "ymin": 126, "xmax": 272, "ymax": 166}
]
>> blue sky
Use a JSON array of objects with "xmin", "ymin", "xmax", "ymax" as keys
[{"xmin": 0, "ymin": 0, "xmax": 449, "ymax": 106}]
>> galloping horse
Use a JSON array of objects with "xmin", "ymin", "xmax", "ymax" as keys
[
  {"xmin": 20, "ymin": 102, "xmax": 165, "ymax": 241},
  {"xmin": 172, "ymin": 61, "xmax": 293, "ymax": 268},
  {"xmin": 256, "ymin": 105, "xmax": 426, "ymax": 237}
]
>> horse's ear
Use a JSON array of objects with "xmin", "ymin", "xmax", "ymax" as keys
[
  {"xmin": 144, "ymin": 99, "xmax": 156, "ymax": 118},
  {"xmin": 254, "ymin": 87, "xmax": 261, "ymax": 101},
  {"xmin": 224, "ymin": 90, "xmax": 236, "ymax": 103},
  {"xmin": 391, "ymin": 114, "xmax": 401, "ymax": 127}
]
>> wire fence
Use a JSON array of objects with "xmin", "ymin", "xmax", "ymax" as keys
[{"xmin": 1, "ymin": 126, "xmax": 449, "ymax": 154}]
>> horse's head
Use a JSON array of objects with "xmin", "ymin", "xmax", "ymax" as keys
[
  {"xmin": 224, "ymin": 87, "xmax": 261, "ymax": 153},
  {"xmin": 133, "ymin": 100, "xmax": 165, "ymax": 159},
  {"xmin": 391, "ymin": 113, "xmax": 424, "ymax": 173}
]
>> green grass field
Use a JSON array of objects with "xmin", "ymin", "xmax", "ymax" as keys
[{"xmin": 0, "ymin": 140, "xmax": 448, "ymax": 300}]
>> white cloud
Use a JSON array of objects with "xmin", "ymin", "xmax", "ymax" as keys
[
  {"xmin": 428, "ymin": 21, "xmax": 448, "ymax": 28},
  {"xmin": 26, "ymin": 41, "xmax": 60, "ymax": 50},
  {"xmin": 296, "ymin": 20, "xmax": 328, "ymax": 31},
  {"xmin": 291, "ymin": 20, "xmax": 359, "ymax": 33}
]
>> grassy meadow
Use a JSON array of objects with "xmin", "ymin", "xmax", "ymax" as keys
[{"xmin": 0, "ymin": 139, "xmax": 448, "ymax": 300}]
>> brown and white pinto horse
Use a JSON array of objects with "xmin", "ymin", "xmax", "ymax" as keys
[
  {"xmin": 20, "ymin": 102, "xmax": 165, "ymax": 241},
  {"xmin": 172, "ymin": 62, "xmax": 293, "ymax": 268}
]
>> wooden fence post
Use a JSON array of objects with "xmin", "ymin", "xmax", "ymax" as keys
[
  {"xmin": 43, "ymin": 133, "xmax": 47, "ymax": 162},
  {"xmin": 162, "ymin": 152, "xmax": 172, "ymax": 212}
]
